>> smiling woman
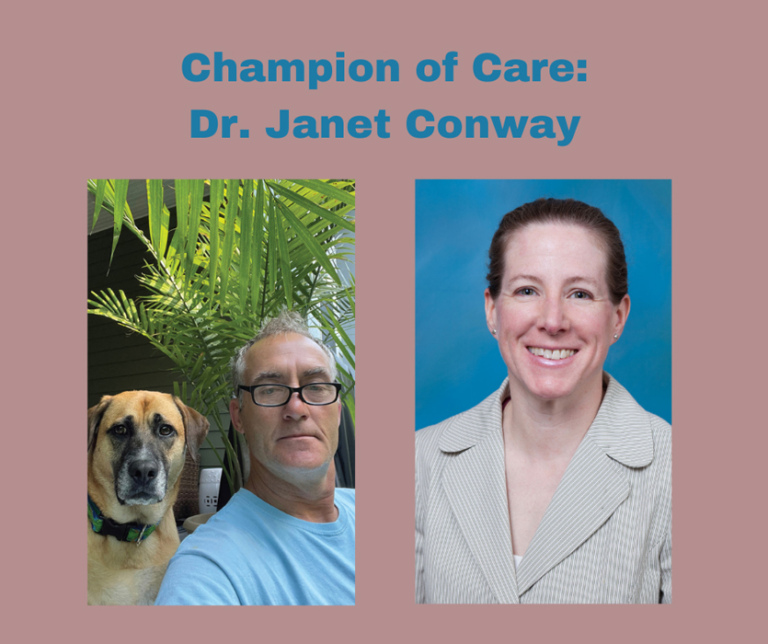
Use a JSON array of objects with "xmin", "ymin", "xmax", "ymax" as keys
[
  {"xmin": 485, "ymin": 218, "xmax": 629, "ymax": 408},
  {"xmin": 415, "ymin": 191, "xmax": 671, "ymax": 604}
]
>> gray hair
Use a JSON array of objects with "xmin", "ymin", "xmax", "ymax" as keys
[{"xmin": 230, "ymin": 311, "xmax": 337, "ymax": 403}]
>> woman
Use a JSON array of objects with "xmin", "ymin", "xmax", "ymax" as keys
[{"xmin": 415, "ymin": 198, "xmax": 671, "ymax": 604}]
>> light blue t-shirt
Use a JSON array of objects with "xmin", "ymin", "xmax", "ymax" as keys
[{"xmin": 155, "ymin": 488, "xmax": 355, "ymax": 605}]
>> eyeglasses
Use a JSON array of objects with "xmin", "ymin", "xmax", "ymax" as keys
[{"xmin": 238, "ymin": 383, "xmax": 342, "ymax": 407}]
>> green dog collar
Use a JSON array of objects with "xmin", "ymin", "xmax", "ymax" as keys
[{"xmin": 87, "ymin": 496, "xmax": 159, "ymax": 545}]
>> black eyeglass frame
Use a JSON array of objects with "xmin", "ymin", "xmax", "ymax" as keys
[{"xmin": 238, "ymin": 383, "xmax": 342, "ymax": 407}]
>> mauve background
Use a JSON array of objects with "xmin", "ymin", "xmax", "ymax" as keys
[{"xmin": 4, "ymin": 1, "xmax": 764, "ymax": 642}]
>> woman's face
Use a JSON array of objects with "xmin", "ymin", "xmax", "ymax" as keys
[{"xmin": 485, "ymin": 222, "xmax": 630, "ymax": 405}]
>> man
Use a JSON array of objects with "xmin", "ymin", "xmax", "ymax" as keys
[{"xmin": 155, "ymin": 312, "xmax": 355, "ymax": 605}]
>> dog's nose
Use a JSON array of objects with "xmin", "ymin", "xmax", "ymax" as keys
[{"xmin": 129, "ymin": 460, "xmax": 158, "ymax": 484}]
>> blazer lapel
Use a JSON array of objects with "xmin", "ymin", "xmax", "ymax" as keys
[
  {"xmin": 515, "ymin": 433, "xmax": 629, "ymax": 595},
  {"xmin": 433, "ymin": 375, "xmax": 654, "ymax": 602},
  {"xmin": 439, "ymin": 382, "xmax": 520, "ymax": 603},
  {"xmin": 515, "ymin": 375, "xmax": 653, "ymax": 596}
]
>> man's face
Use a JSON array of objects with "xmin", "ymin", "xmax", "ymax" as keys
[{"xmin": 230, "ymin": 333, "xmax": 340, "ymax": 483}]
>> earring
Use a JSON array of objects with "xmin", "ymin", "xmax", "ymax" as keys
[
  {"xmin": 492, "ymin": 329, "xmax": 497, "ymax": 335},
  {"xmin": 613, "ymin": 334, "xmax": 618, "ymax": 339}
]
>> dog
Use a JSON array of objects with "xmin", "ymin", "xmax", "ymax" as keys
[{"xmin": 87, "ymin": 391, "xmax": 209, "ymax": 605}]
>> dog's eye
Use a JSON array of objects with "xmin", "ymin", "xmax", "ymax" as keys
[
  {"xmin": 111, "ymin": 424, "xmax": 127, "ymax": 436},
  {"xmin": 158, "ymin": 424, "xmax": 175, "ymax": 437}
]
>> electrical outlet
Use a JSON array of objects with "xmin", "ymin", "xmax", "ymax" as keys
[{"xmin": 199, "ymin": 468, "xmax": 223, "ymax": 513}]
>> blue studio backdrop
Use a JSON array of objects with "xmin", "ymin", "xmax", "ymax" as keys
[{"xmin": 415, "ymin": 179, "xmax": 671, "ymax": 429}]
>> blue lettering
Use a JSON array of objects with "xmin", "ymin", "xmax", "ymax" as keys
[
  {"xmin": 437, "ymin": 115, "xmax": 462, "ymax": 138},
  {"xmin": 348, "ymin": 115, "xmax": 372, "ymax": 138},
  {"xmin": 240, "ymin": 59, "xmax": 266, "ymax": 82},
  {"xmin": 407, "ymin": 109, "xmax": 434, "ymax": 138},
  {"xmin": 442, "ymin": 52, "xmax": 458, "ymax": 82},
  {"xmin": 182, "ymin": 53, "xmax": 209, "ymax": 82},
  {"xmin": 321, "ymin": 115, "xmax": 344, "ymax": 138},
  {"xmin": 308, "ymin": 60, "xmax": 332, "ymax": 90},
  {"xmin": 266, "ymin": 109, "xmax": 290, "ymax": 138},
  {"xmin": 416, "ymin": 59, "xmax": 441, "ymax": 82},
  {"xmin": 213, "ymin": 52, "xmax": 238, "ymax": 82},
  {"xmin": 268, "ymin": 59, "xmax": 305, "ymax": 82},
  {"xmin": 191, "ymin": 110, "xmax": 218, "ymax": 138},
  {"xmin": 293, "ymin": 116, "xmax": 318, "ymax": 139},
  {"xmin": 473, "ymin": 53, "xmax": 501, "ymax": 81},
  {"xmin": 491, "ymin": 115, "xmax": 528, "ymax": 138},
  {"xmin": 503, "ymin": 60, "xmax": 530, "ymax": 82},
  {"xmin": 529, "ymin": 116, "xmax": 556, "ymax": 139},
  {"xmin": 377, "ymin": 60, "xmax": 399, "ymax": 82},
  {"xmin": 577, "ymin": 60, "xmax": 587, "ymax": 82},
  {"xmin": 531, "ymin": 59, "xmax": 548, "ymax": 81},
  {"xmin": 557, "ymin": 116, "xmax": 580, "ymax": 147},
  {"xmin": 374, "ymin": 109, "xmax": 391, "ymax": 138},
  {"xmin": 550, "ymin": 59, "xmax": 574, "ymax": 81},
  {"xmin": 349, "ymin": 60, "xmax": 373, "ymax": 82},
  {"xmin": 465, "ymin": 115, "xmax": 489, "ymax": 138}
]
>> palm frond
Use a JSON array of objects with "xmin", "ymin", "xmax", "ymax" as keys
[{"xmin": 88, "ymin": 178, "xmax": 356, "ymax": 494}]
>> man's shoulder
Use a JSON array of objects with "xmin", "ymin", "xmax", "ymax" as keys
[
  {"xmin": 335, "ymin": 487, "xmax": 355, "ymax": 503},
  {"xmin": 173, "ymin": 490, "xmax": 264, "ymax": 555},
  {"xmin": 334, "ymin": 487, "xmax": 355, "ymax": 520},
  {"xmin": 158, "ymin": 486, "xmax": 356, "ymax": 605},
  {"xmin": 185, "ymin": 487, "xmax": 354, "ymax": 538}
]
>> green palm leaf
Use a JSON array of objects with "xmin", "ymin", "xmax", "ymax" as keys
[{"xmin": 88, "ymin": 178, "xmax": 356, "ymax": 495}]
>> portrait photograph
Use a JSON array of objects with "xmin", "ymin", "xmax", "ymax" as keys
[
  {"xmin": 87, "ymin": 179, "xmax": 356, "ymax": 605},
  {"xmin": 415, "ymin": 179, "xmax": 671, "ymax": 604}
]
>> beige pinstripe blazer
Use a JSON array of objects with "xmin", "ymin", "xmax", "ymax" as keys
[{"xmin": 415, "ymin": 374, "xmax": 671, "ymax": 604}]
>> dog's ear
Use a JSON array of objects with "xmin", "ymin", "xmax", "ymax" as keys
[
  {"xmin": 173, "ymin": 397, "xmax": 210, "ymax": 462},
  {"xmin": 88, "ymin": 396, "xmax": 112, "ymax": 453}
]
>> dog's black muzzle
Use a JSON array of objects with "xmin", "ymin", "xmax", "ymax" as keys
[{"xmin": 115, "ymin": 449, "xmax": 169, "ymax": 506}]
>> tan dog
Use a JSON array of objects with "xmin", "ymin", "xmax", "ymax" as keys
[{"xmin": 87, "ymin": 391, "xmax": 209, "ymax": 605}]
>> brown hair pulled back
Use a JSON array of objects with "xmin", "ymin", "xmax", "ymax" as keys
[{"xmin": 486, "ymin": 198, "xmax": 628, "ymax": 304}]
